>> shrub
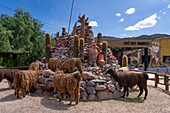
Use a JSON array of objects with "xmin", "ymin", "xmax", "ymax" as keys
[
  {"xmin": 152, "ymin": 66, "xmax": 156, "ymax": 68},
  {"xmin": 129, "ymin": 63, "xmax": 134, "ymax": 66},
  {"xmin": 139, "ymin": 64, "xmax": 144, "ymax": 67},
  {"xmin": 159, "ymin": 65, "xmax": 163, "ymax": 68}
]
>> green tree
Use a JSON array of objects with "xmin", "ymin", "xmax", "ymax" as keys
[
  {"xmin": 0, "ymin": 23, "xmax": 13, "ymax": 52},
  {"xmin": 0, "ymin": 6, "xmax": 45, "ymax": 66}
]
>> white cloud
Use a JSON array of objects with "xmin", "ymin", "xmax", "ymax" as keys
[
  {"xmin": 160, "ymin": 9, "xmax": 165, "ymax": 12},
  {"xmin": 89, "ymin": 21, "xmax": 98, "ymax": 27},
  {"xmin": 168, "ymin": 4, "xmax": 170, "ymax": 8},
  {"xmin": 125, "ymin": 13, "xmax": 158, "ymax": 31},
  {"xmin": 163, "ymin": 12, "xmax": 166, "ymax": 14},
  {"xmin": 116, "ymin": 13, "xmax": 121, "ymax": 17},
  {"xmin": 119, "ymin": 18, "xmax": 124, "ymax": 22},
  {"xmin": 125, "ymin": 26, "xmax": 140, "ymax": 31},
  {"xmin": 121, "ymin": 34, "xmax": 126, "ymax": 37},
  {"xmin": 157, "ymin": 17, "xmax": 161, "ymax": 19},
  {"xmin": 125, "ymin": 8, "xmax": 135, "ymax": 15}
]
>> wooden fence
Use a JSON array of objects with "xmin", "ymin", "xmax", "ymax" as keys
[
  {"xmin": 0, "ymin": 66, "xmax": 29, "ymax": 70},
  {"xmin": 130, "ymin": 69, "xmax": 170, "ymax": 91}
]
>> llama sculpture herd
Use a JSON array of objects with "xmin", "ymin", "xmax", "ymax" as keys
[{"xmin": 0, "ymin": 57, "xmax": 149, "ymax": 105}]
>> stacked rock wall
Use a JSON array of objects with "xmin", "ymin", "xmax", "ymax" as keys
[{"xmin": 48, "ymin": 34, "xmax": 121, "ymax": 100}]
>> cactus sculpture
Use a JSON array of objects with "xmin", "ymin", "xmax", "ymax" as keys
[
  {"xmin": 62, "ymin": 27, "xmax": 66, "ymax": 36},
  {"xmin": 122, "ymin": 55, "xmax": 128, "ymax": 67},
  {"xmin": 78, "ymin": 14, "xmax": 85, "ymax": 39},
  {"xmin": 73, "ymin": 22, "xmax": 77, "ymax": 36},
  {"xmin": 80, "ymin": 38, "xmax": 84, "ymax": 61},
  {"xmin": 45, "ymin": 32, "xmax": 51, "ymax": 63},
  {"xmin": 97, "ymin": 33, "xmax": 102, "ymax": 43},
  {"xmin": 73, "ymin": 35, "xmax": 79, "ymax": 57},
  {"xmin": 97, "ymin": 33, "xmax": 102, "ymax": 48},
  {"xmin": 102, "ymin": 41, "xmax": 108, "ymax": 63}
]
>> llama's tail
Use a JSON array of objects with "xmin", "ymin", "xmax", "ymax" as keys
[
  {"xmin": 143, "ymin": 73, "xmax": 149, "ymax": 80},
  {"xmin": 74, "ymin": 72, "xmax": 81, "ymax": 95},
  {"xmin": 74, "ymin": 72, "xmax": 81, "ymax": 83}
]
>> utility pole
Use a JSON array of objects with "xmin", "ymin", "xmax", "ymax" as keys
[{"xmin": 68, "ymin": 0, "xmax": 74, "ymax": 34}]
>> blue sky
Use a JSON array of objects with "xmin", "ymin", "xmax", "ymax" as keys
[{"xmin": 0, "ymin": 0, "xmax": 170, "ymax": 38}]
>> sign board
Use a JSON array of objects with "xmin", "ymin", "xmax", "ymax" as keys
[{"xmin": 103, "ymin": 39, "xmax": 152, "ymax": 47}]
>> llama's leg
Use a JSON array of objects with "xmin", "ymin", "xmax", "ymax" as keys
[
  {"xmin": 14, "ymin": 89, "xmax": 16, "ymax": 96},
  {"xmin": 77, "ymin": 64, "xmax": 83, "ymax": 74},
  {"xmin": 144, "ymin": 88, "xmax": 148, "ymax": 99},
  {"xmin": 126, "ymin": 87, "xmax": 129, "ymax": 97},
  {"xmin": 16, "ymin": 88, "xmax": 19, "ymax": 98},
  {"xmin": 75, "ymin": 90, "xmax": 80, "ymax": 104},
  {"xmin": 22, "ymin": 89, "xmax": 26, "ymax": 98},
  {"xmin": 122, "ymin": 87, "xmax": 127, "ymax": 98},
  {"xmin": 137, "ymin": 86, "xmax": 143, "ymax": 98},
  {"xmin": 8, "ymin": 81, "xmax": 12, "ymax": 88},
  {"xmin": 68, "ymin": 92, "xmax": 75, "ymax": 105},
  {"xmin": 58, "ymin": 92, "xmax": 62, "ymax": 102}
]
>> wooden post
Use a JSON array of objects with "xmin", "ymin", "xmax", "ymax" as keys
[
  {"xmin": 164, "ymin": 75, "xmax": 169, "ymax": 91},
  {"xmin": 144, "ymin": 48, "xmax": 148, "ymax": 71},
  {"xmin": 155, "ymin": 73, "xmax": 159, "ymax": 87}
]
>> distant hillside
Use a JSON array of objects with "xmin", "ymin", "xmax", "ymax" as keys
[
  {"xmin": 102, "ymin": 36, "xmax": 120, "ymax": 39},
  {"xmin": 95, "ymin": 36, "xmax": 120, "ymax": 40},
  {"xmin": 102, "ymin": 34, "xmax": 170, "ymax": 41},
  {"xmin": 127, "ymin": 34, "xmax": 170, "ymax": 41}
]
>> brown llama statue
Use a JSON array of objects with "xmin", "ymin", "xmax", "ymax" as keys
[{"xmin": 106, "ymin": 68, "xmax": 149, "ymax": 99}]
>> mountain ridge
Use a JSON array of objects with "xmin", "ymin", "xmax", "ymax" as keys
[{"xmin": 102, "ymin": 34, "xmax": 170, "ymax": 41}]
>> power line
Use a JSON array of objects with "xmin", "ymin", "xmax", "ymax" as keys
[
  {"xmin": 68, "ymin": 0, "xmax": 74, "ymax": 34},
  {"xmin": 0, "ymin": 4, "xmax": 14, "ymax": 12},
  {"xmin": 0, "ymin": 3, "xmax": 63, "ymax": 29},
  {"xmin": 38, "ymin": 19, "xmax": 62, "ymax": 28}
]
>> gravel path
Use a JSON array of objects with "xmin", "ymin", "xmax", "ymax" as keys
[{"xmin": 0, "ymin": 79, "xmax": 169, "ymax": 113}]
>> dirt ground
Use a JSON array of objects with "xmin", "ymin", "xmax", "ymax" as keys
[{"xmin": 0, "ymin": 79, "xmax": 169, "ymax": 113}]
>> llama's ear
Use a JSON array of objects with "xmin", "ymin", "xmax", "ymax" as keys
[
  {"xmin": 112, "ymin": 68, "xmax": 116, "ymax": 71},
  {"xmin": 80, "ymin": 58, "xmax": 84, "ymax": 63},
  {"xmin": 106, "ymin": 68, "xmax": 111, "ymax": 74}
]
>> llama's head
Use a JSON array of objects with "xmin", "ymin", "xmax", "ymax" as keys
[
  {"xmin": 106, "ymin": 68, "xmax": 119, "ymax": 81},
  {"xmin": 106, "ymin": 68, "xmax": 115, "ymax": 74},
  {"xmin": 106, "ymin": 69, "xmax": 112, "ymax": 74}
]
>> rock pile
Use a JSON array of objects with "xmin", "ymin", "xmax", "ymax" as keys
[
  {"xmin": 51, "ymin": 36, "xmax": 74, "ymax": 62},
  {"xmin": 79, "ymin": 71, "xmax": 123, "ymax": 100},
  {"xmin": 35, "ymin": 70, "xmax": 123, "ymax": 100},
  {"xmin": 34, "ymin": 70, "xmax": 54, "ymax": 92}
]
